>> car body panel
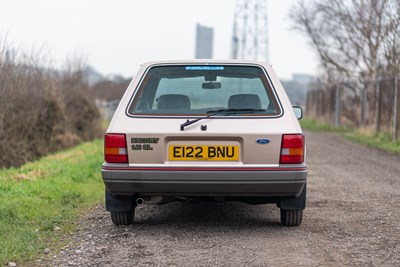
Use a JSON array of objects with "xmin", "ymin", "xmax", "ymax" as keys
[
  {"xmin": 102, "ymin": 166, "xmax": 306, "ymax": 197},
  {"xmin": 110, "ymin": 118, "xmax": 298, "ymax": 166},
  {"xmin": 103, "ymin": 60, "xmax": 306, "ymax": 200}
]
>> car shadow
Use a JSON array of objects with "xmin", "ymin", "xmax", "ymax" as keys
[{"xmin": 131, "ymin": 201, "xmax": 282, "ymax": 230}]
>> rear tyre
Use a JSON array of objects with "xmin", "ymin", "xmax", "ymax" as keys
[
  {"xmin": 280, "ymin": 209, "xmax": 303, "ymax": 227},
  {"xmin": 110, "ymin": 210, "xmax": 135, "ymax": 226}
]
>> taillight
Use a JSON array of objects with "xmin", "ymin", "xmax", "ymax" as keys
[
  {"xmin": 105, "ymin": 133, "xmax": 128, "ymax": 163},
  {"xmin": 280, "ymin": 134, "xmax": 305, "ymax": 164}
]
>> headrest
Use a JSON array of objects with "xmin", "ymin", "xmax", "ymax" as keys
[
  {"xmin": 157, "ymin": 94, "xmax": 191, "ymax": 110},
  {"xmin": 228, "ymin": 94, "xmax": 261, "ymax": 109}
]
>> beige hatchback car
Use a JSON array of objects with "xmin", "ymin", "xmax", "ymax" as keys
[{"xmin": 102, "ymin": 60, "xmax": 307, "ymax": 226}]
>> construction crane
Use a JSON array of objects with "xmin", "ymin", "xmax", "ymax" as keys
[{"xmin": 231, "ymin": 0, "xmax": 269, "ymax": 62}]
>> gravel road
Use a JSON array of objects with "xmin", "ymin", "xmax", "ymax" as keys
[{"xmin": 47, "ymin": 131, "xmax": 400, "ymax": 267}]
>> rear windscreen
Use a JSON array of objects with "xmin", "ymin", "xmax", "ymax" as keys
[{"xmin": 128, "ymin": 65, "xmax": 280, "ymax": 116}]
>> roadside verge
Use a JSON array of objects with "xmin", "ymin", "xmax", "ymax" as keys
[
  {"xmin": 0, "ymin": 139, "xmax": 104, "ymax": 265},
  {"xmin": 301, "ymin": 119, "xmax": 400, "ymax": 154}
]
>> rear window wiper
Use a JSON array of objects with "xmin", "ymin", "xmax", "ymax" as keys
[
  {"xmin": 206, "ymin": 108, "xmax": 266, "ymax": 114},
  {"xmin": 180, "ymin": 108, "xmax": 266, "ymax": 131}
]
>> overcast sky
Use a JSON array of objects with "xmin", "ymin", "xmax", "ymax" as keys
[{"xmin": 0, "ymin": 0, "xmax": 318, "ymax": 80}]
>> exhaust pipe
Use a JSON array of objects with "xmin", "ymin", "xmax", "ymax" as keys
[
  {"xmin": 136, "ymin": 196, "xmax": 163, "ymax": 205},
  {"xmin": 136, "ymin": 198, "xmax": 144, "ymax": 205}
]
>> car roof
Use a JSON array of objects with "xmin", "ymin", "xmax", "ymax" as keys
[{"xmin": 140, "ymin": 59, "xmax": 271, "ymax": 68}]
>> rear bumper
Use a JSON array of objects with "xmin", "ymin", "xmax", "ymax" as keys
[{"xmin": 102, "ymin": 164, "xmax": 307, "ymax": 197}]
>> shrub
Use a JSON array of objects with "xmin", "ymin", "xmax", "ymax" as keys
[{"xmin": 0, "ymin": 41, "xmax": 102, "ymax": 168}]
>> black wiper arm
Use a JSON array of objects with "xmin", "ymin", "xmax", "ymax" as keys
[
  {"xmin": 206, "ymin": 108, "xmax": 266, "ymax": 114},
  {"xmin": 180, "ymin": 113, "xmax": 218, "ymax": 131},
  {"xmin": 180, "ymin": 108, "xmax": 266, "ymax": 131}
]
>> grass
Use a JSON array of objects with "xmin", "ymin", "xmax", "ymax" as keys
[
  {"xmin": 346, "ymin": 132, "xmax": 400, "ymax": 154},
  {"xmin": 300, "ymin": 119, "xmax": 350, "ymax": 133},
  {"xmin": 301, "ymin": 119, "xmax": 400, "ymax": 154},
  {"xmin": 0, "ymin": 139, "xmax": 104, "ymax": 264}
]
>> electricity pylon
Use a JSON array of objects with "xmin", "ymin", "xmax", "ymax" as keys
[{"xmin": 231, "ymin": 0, "xmax": 269, "ymax": 62}]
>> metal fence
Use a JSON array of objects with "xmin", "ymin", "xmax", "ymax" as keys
[{"xmin": 306, "ymin": 77, "xmax": 399, "ymax": 140}]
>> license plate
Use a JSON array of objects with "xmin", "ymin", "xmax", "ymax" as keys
[{"xmin": 169, "ymin": 145, "xmax": 239, "ymax": 161}]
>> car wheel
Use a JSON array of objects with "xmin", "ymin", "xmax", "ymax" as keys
[
  {"xmin": 111, "ymin": 210, "xmax": 135, "ymax": 226},
  {"xmin": 280, "ymin": 209, "xmax": 303, "ymax": 226}
]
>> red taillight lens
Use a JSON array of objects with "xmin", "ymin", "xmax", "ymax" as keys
[
  {"xmin": 280, "ymin": 134, "xmax": 305, "ymax": 164},
  {"xmin": 105, "ymin": 134, "xmax": 128, "ymax": 163}
]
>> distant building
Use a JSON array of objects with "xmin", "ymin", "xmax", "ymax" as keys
[
  {"xmin": 195, "ymin": 23, "xmax": 214, "ymax": 59},
  {"xmin": 292, "ymin": 74, "xmax": 314, "ymax": 85}
]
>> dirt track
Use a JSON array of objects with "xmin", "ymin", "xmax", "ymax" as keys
[{"xmin": 48, "ymin": 131, "xmax": 400, "ymax": 266}]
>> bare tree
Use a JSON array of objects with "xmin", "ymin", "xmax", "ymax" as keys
[{"xmin": 291, "ymin": 0, "xmax": 400, "ymax": 81}]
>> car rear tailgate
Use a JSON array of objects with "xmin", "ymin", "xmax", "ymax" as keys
[{"xmin": 115, "ymin": 116, "xmax": 300, "ymax": 166}]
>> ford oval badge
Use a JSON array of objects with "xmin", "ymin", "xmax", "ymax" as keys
[{"xmin": 256, "ymin": 138, "xmax": 271, "ymax": 145}]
